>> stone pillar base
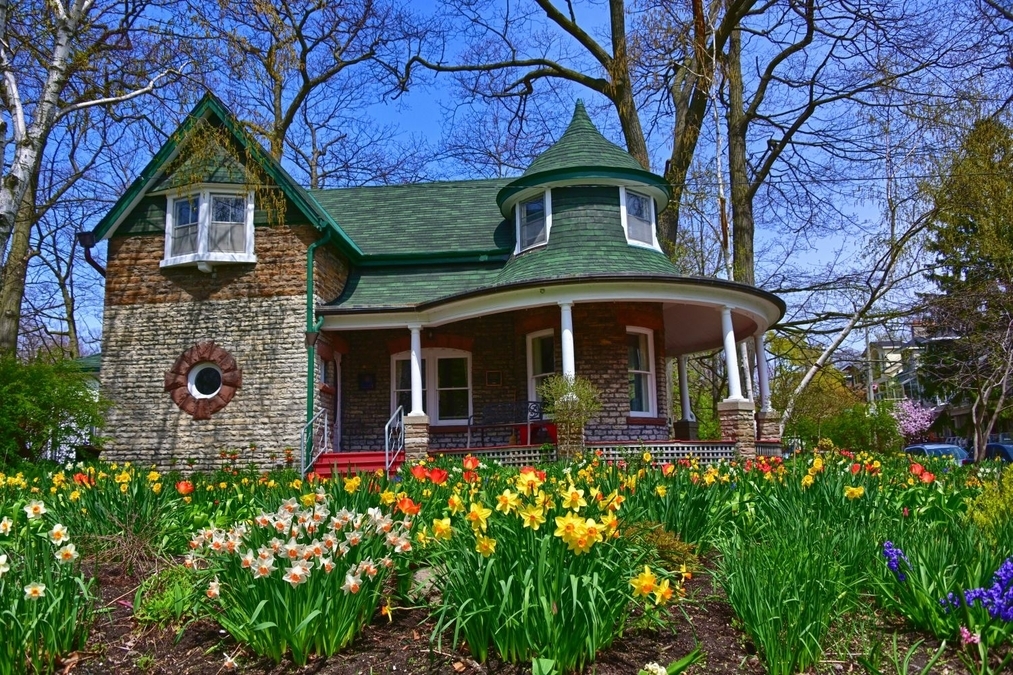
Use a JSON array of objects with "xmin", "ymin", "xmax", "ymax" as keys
[
  {"xmin": 756, "ymin": 410, "xmax": 782, "ymax": 442},
  {"xmin": 404, "ymin": 415, "xmax": 430, "ymax": 460},
  {"xmin": 717, "ymin": 399, "xmax": 756, "ymax": 459},
  {"xmin": 673, "ymin": 419, "xmax": 699, "ymax": 441}
]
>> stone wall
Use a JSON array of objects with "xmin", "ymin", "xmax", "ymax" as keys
[
  {"xmin": 101, "ymin": 223, "xmax": 349, "ymax": 469},
  {"xmin": 106, "ymin": 225, "xmax": 348, "ymax": 306},
  {"xmin": 575, "ymin": 303, "xmax": 670, "ymax": 443},
  {"xmin": 100, "ymin": 295, "xmax": 308, "ymax": 470}
]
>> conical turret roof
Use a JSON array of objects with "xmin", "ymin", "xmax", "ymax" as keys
[
  {"xmin": 521, "ymin": 100, "xmax": 647, "ymax": 177},
  {"xmin": 497, "ymin": 101, "xmax": 669, "ymax": 216}
]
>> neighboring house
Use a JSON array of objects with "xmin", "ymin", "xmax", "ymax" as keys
[{"xmin": 82, "ymin": 94, "xmax": 785, "ymax": 472}]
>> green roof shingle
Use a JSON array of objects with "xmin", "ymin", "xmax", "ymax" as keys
[
  {"xmin": 522, "ymin": 101, "xmax": 646, "ymax": 178},
  {"xmin": 311, "ymin": 180, "xmax": 514, "ymax": 258}
]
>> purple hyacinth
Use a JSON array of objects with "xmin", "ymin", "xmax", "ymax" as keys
[
  {"xmin": 962, "ymin": 558, "xmax": 1013, "ymax": 622},
  {"xmin": 883, "ymin": 541, "xmax": 911, "ymax": 582}
]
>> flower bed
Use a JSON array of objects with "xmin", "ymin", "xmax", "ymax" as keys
[{"xmin": 0, "ymin": 442, "xmax": 1011, "ymax": 673}]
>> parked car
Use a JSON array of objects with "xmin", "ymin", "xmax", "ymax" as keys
[
  {"xmin": 903, "ymin": 443, "xmax": 971, "ymax": 464},
  {"xmin": 984, "ymin": 443, "xmax": 1013, "ymax": 462}
]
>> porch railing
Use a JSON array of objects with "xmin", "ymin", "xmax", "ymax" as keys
[
  {"xmin": 756, "ymin": 441, "xmax": 785, "ymax": 457},
  {"xmin": 300, "ymin": 408, "xmax": 329, "ymax": 477},
  {"xmin": 385, "ymin": 406, "xmax": 405, "ymax": 474},
  {"xmin": 588, "ymin": 441, "xmax": 738, "ymax": 464}
]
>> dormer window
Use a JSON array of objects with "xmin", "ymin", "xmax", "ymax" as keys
[
  {"xmin": 161, "ymin": 188, "xmax": 256, "ymax": 270},
  {"xmin": 516, "ymin": 190, "xmax": 552, "ymax": 252},
  {"xmin": 620, "ymin": 187, "xmax": 659, "ymax": 250}
]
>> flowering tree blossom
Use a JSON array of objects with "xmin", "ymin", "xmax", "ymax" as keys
[{"xmin": 892, "ymin": 399, "xmax": 936, "ymax": 442}]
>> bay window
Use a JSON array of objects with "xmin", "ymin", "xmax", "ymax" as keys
[{"xmin": 162, "ymin": 188, "xmax": 256, "ymax": 269}]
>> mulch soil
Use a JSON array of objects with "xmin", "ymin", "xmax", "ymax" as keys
[{"xmin": 64, "ymin": 560, "xmax": 973, "ymax": 675}]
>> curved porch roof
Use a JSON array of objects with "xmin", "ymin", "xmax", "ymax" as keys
[{"xmin": 318, "ymin": 272, "xmax": 784, "ymax": 356}]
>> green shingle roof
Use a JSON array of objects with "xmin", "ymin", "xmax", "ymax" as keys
[
  {"xmin": 323, "ymin": 185, "xmax": 682, "ymax": 312},
  {"xmin": 495, "ymin": 101, "xmax": 670, "ymax": 215},
  {"xmin": 311, "ymin": 180, "xmax": 513, "ymax": 258},
  {"xmin": 75, "ymin": 353, "xmax": 101, "ymax": 374},
  {"xmin": 522, "ymin": 101, "xmax": 646, "ymax": 177}
]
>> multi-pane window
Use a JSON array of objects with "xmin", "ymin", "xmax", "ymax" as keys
[
  {"xmin": 627, "ymin": 328, "xmax": 655, "ymax": 416},
  {"xmin": 527, "ymin": 330, "xmax": 556, "ymax": 401},
  {"xmin": 209, "ymin": 195, "xmax": 247, "ymax": 253},
  {"xmin": 163, "ymin": 190, "xmax": 254, "ymax": 266},
  {"xmin": 518, "ymin": 192, "xmax": 549, "ymax": 251},
  {"xmin": 172, "ymin": 197, "xmax": 200, "ymax": 256},
  {"xmin": 625, "ymin": 190, "xmax": 654, "ymax": 245},
  {"xmin": 391, "ymin": 350, "xmax": 471, "ymax": 424}
]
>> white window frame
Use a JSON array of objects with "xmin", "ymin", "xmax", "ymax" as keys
[
  {"xmin": 526, "ymin": 329, "xmax": 556, "ymax": 402},
  {"xmin": 390, "ymin": 348, "xmax": 472, "ymax": 425},
  {"xmin": 161, "ymin": 186, "xmax": 257, "ymax": 269},
  {"xmin": 626, "ymin": 327, "xmax": 657, "ymax": 417},
  {"xmin": 619, "ymin": 187, "xmax": 661, "ymax": 251},
  {"xmin": 514, "ymin": 189, "xmax": 552, "ymax": 254}
]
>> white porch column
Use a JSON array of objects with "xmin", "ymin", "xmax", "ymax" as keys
[
  {"xmin": 754, "ymin": 333, "xmax": 772, "ymax": 412},
  {"xmin": 678, "ymin": 355, "xmax": 695, "ymax": 421},
  {"xmin": 408, "ymin": 324, "xmax": 425, "ymax": 416},
  {"xmin": 721, "ymin": 306, "xmax": 744, "ymax": 401},
  {"xmin": 559, "ymin": 301, "xmax": 575, "ymax": 379}
]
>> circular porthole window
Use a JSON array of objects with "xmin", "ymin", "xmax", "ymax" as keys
[
  {"xmin": 188, "ymin": 362, "xmax": 223, "ymax": 399},
  {"xmin": 165, "ymin": 342, "xmax": 242, "ymax": 419}
]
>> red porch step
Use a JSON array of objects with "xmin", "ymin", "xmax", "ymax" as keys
[{"xmin": 311, "ymin": 451, "xmax": 403, "ymax": 479}]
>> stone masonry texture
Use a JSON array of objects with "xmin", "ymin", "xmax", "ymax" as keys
[{"xmin": 100, "ymin": 295, "xmax": 308, "ymax": 470}]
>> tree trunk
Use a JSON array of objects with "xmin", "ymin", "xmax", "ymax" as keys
[
  {"xmin": 608, "ymin": 0, "xmax": 650, "ymax": 170},
  {"xmin": 725, "ymin": 27, "xmax": 754, "ymax": 286},
  {"xmin": 0, "ymin": 176, "xmax": 36, "ymax": 353}
]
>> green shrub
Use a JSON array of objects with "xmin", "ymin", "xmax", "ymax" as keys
[{"xmin": 0, "ymin": 356, "xmax": 105, "ymax": 466}]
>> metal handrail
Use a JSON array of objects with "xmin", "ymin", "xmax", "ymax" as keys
[
  {"xmin": 385, "ymin": 406, "xmax": 405, "ymax": 474},
  {"xmin": 300, "ymin": 408, "xmax": 329, "ymax": 476}
]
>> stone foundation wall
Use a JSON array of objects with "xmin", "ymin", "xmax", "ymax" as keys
[{"xmin": 100, "ymin": 295, "xmax": 308, "ymax": 470}]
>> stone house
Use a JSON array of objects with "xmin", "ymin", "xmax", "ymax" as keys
[{"xmin": 82, "ymin": 94, "xmax": 785, "ymax": 473}]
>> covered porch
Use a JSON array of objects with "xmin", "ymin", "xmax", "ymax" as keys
[{"xmin": 304, "ymin": 277, "xmax": 784, "ymax": 472}]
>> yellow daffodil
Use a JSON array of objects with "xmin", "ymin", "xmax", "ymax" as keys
[
  {"xmin": 496, "ymin": 489, "xmax": 520, "ymax": 514},
  {"xmin": 845, "ymin": 485, "xmax": 865, "ymax": 500},
  {"xmin": 801, "ymin": 474, "xmax": 814, "ymax": 488},
  {"xmin": 380, "ymin": 490, "xmax": 396, "ymax": 505},
  {"xmin": 630, "ymin": 566, "xmax": 657, "ymax": 598},
  {"xmin": 147, "ymin": 470, "xmax": 160, "ymax": 483},
  {"xmin": 447, "ymin": 493, "xmax": 465, "ymax": 516},
  {"xmin": 561, "ymin": 485, "xmax": 587, "ymax": 511},
  {"xmin": 466, "ymin": 502, "xmax": 492, "ymax": 532},
  {"xmin": 653, "ymin": 578, "xmax": 674, "ymax": 605},
  {"xmin": 432, "ymin": 517, "xmax": 452, "ymax": 540},
  {"xmin": 655, "ymin": 485, "xmax": 668, "ymax": 498},
  {"xmin": 343, "ymin": 476, "xmax": 361, "ymax": 494},
  {"xmin": 519, "ymin": 505, "xmax": 546, "ymax": 530},
  {"xmin": 475, "ymin": 536, "xmax": 497, "ymax": 557}
]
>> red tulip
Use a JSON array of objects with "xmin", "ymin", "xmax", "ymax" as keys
[
  {"xmin": 427, "ymin": 467, "xmax": 449, "ymax": 485},
  {"xmin": 462, "ymin": 455, "xmax": 481, "ymax": 471},
  {"xmin": 909, "ymin": 463, "xmax": 924, "ymax": 477},
  {"xmin": 920, "ymin": 471, "xmax": 935, "ymax": 484},
  {"xmin": 462, "ymin": 470, "xmax": 479, "ymax": 483},
  {"xmin": 175, "ymin": 480, "xmax": 194, "ymax": 496},
  {"xmin": 851, "ymin": 463, "xmax": 861, "ymax": 475},
  {"xmin": 396, "ymin": 496, "xmax": 421, "ymax": 516},
  {"xmin": 410, "ymin": 464, "xmax": 428, "ymax": 481}
]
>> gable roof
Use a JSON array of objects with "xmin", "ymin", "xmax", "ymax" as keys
[{"xmin": 90, "ymin": 93, "xmax": 363, "ymax": 259}]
